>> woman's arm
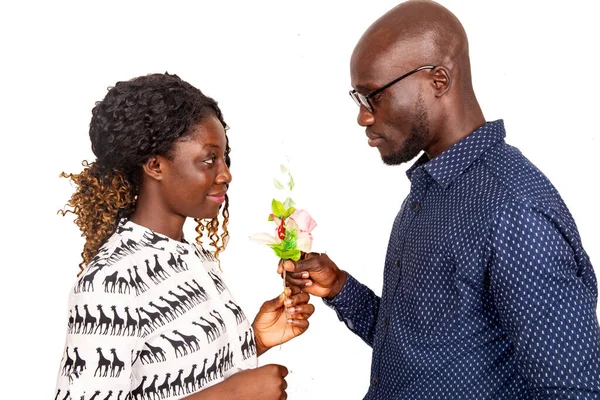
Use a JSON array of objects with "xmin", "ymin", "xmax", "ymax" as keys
[{"xmin": 184, "ymin": 364, "xmax": 288, "ymax": 400}]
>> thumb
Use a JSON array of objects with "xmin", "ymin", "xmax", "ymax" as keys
[{"xmin": 261, "ymin": 292, "xmax": 285, "ymax": 312}]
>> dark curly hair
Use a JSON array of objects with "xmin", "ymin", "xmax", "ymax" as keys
[{"xmin": 59, "ymin": 73, "xmax": 231, "ymax": 275}]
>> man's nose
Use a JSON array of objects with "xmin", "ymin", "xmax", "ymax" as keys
[{"xmin": 357, "ymin": 105, "xmax": 375, "ymax": 127}]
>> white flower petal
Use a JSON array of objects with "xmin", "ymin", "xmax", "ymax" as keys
[
  {"xmin": 296, "ymin": 232, "xmax": 313, "ymax": 253},
  {"xmin": 249, "ymin": 233, "xmax": 279, "ymax": 245}
]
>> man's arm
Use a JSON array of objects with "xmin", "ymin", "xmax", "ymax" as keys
[{"xmin": 489, "ymin": 200, "xmax": 600, "ymax": 397}]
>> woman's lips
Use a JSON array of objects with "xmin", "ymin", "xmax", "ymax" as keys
[{"xmin": 207, "ymin": 191, "xmax": 227, "ymax": 204}]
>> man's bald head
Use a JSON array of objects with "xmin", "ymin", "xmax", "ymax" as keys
[
  {"xmin": 351, "ymin": 0, "xmax": 472, "ymax": 95},
  {"xmin": 350, "ymin": 0, "xmax": 485, "ymax": 163}
]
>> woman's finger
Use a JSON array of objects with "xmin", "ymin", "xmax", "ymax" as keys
[
  {"xmin": 289, "ymin": 304, "xmax": 315, "ymax": 316},
  {"xmin": 288, "ymin": 319, "xmax": 309, "ymax": 329},
  {"xmin": 286, "ymin": 292, "xmax": 310, "ymax": 306}
]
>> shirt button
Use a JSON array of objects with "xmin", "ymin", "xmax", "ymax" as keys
[
  {"xmin": 411, "ymin": 202, "xmax": 420, "ymax": 211},
  {"xmin": 372, "ymin": 376, "xmax": 378, "ymax": 385}
]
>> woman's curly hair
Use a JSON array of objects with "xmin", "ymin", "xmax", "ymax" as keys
[{"xmin": 60, "ymin": 73, "xmax": 231, "ymax": 275}]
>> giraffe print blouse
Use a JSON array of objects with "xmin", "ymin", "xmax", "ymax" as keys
[{"xmin": 54, "ymin": 219, "xmax": 257, "ymax": 400}]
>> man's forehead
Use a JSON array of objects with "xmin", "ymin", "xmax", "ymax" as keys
[{"xmin": 350, "ymin": 40, "xmax": 423, "ymax": 87}]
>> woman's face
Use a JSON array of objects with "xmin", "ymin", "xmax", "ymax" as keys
[{"xmin": 158, "ymin": 115, "xmax": 232, "ymax": 220}]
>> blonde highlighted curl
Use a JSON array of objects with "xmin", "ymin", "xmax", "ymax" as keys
[{"xmin": 59, "ymin": 161, "xmax": 137, "ymax": 276}]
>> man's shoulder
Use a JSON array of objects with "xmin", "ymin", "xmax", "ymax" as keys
[{"xmin": 477, "ymin": 142, "xmax": 561, "ymax": 204}]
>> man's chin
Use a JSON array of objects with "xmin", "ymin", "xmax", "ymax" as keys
[{"xmin": 381, "ymin": 149, "xmax": 421, "ymax": 165}]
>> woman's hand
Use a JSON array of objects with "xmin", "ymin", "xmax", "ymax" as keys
[
  {"xmin": 252, "ymin": 286, "xmax": 315, "ymax": 355},
  {"xmin": 186, "ymin": 364, "xmax": 288, "ymax": 400}
]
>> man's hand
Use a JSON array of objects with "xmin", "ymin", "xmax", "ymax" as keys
[{"xmin": 278, "ymin": 253, "xmax": 347, "ymax": 300}]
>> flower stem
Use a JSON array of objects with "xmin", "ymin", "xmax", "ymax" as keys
[{"xmin": 280, "ymin": 269, "xmax": 288, "ymax": 349}]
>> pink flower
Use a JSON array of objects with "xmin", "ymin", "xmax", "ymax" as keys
[
  {"xmin": 249, "ymin": 207, "xmax": 317, "ymax": 257},
  {"xmin": 288, "ymin": 210, "xmax": 317, "ymax": 253},
  {"xmin": 290, "ymin": 209, "xmax": 317, "ymax": 233}
]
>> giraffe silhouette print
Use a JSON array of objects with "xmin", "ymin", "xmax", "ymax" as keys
[{"xmin": 55, "ymin": 219, "xmax": 257, "ymax": 399}]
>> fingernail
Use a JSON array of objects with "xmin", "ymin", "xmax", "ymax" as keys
[
  {"xmin": 288, "ymin": 307, "xmax": 296, "ymax": 313},
  {"xmin": 304, "ymin": 281, "xmax": 312, "ymax": 287},
  {"xmin": 287, "ymin": 319, "xmax": 293, "ymax": 324},
  {"xmin": 285, "ymin": 299, "xmax": 293, "ymax": 306},
  {"xmin": 302, "ymin": 272, "xmax": 309, "ymax": 278}
]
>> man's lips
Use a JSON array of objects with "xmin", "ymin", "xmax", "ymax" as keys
[{"xmin": 366, "ymin": 132, "xmax": 384, "ymax": 147}]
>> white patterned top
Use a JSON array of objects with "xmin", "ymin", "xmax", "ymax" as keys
[{"xmin": 54, "ymin": 219, "xmax": 257, "ymax": 400}]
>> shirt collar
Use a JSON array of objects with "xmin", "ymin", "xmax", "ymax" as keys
[{"xmin": 406, "ymin": 119, "xmax": 506, "ymax": 188}]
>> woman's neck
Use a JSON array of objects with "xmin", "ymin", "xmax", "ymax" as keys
[{"xmin": 129, "ymin": 195, "xmax": 186, "ymax": 242}]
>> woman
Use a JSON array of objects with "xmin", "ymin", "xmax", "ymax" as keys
[{"xmin": 54, "ymin": 73, "xmax": 313, "ymax": 400}]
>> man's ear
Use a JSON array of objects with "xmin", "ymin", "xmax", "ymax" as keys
[
  {"xmin": 431, "ymin": 66, "xmax": 451, "ymax": 98},
  {"xmin": 142, "ymin": 156, "xmax": 164, "ymax": 181}
]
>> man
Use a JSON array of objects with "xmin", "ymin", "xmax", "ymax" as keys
[{"xmin": 280, "ymin": 1, "xmax": 600, "ymax": 398}]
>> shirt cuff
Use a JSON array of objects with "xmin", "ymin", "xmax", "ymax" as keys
[{"xmin": 322, "ymin": 272, "xmax": 358, "ymax": 309}]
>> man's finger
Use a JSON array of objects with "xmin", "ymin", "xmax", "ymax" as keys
[
  {"xmin": 286, "ymin": 276, "xmax": 312, "ymax": 287},
  {"xmin": 286, "ymin": 271, "xmax": 307, "ymax": 280},
  {"xmin": 281, "ymin": 259, "xmax": 297, "ymax": 272},
  {"xmin": 294, "ymin": 254, "xmax": 327, "ymax": 272}
]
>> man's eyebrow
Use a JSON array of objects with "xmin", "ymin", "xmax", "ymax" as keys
[{"xmin": 353, "ymin": 84, "xmax": 377, "ymax": 94}]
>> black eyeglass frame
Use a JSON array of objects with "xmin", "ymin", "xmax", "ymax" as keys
[{"xmin": 349, "ymin": 65, "xmax": 436, "ymax": 112}]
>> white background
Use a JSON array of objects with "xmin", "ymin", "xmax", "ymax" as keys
[{"xmin": 1, "ymin": 1, "xmax": 599, "ymax": 399}]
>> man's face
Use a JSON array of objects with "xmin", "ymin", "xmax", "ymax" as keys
[{"xmin": 350, "ymin": 49, "xmax": 431, "ymax": 165}]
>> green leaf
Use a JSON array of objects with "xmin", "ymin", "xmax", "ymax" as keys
[
  {"xmin": 273, "ymin": 178, "xmax": 284, "ymax": 190},
  {"xmin": 271, "ymin": 199, "xmax": 286, "ymax": 217},
  {"xmin": 267, "ymin": 214, "xmax": 274, "ymax": 221},
  {"xmin": 280, "ymin": 248, "xmax": 301, "ymax": 261},
  {"xmin": 268, "ymin": 227, "xmax": 301, "ymax": 261},
  {"xmin": 283, "ymin": 197, "xmax": 293, "ymax": 209},
  {"xmin": 288, "ymin": 173, "xmax": 295, "ymax": 191},
  {"xmin": 270, "ymin": 245, "xmax": 301, "ymax": 261},
  {"xmin": 283, "ymin": 206, "xmax": 296, "ymax": 219}
]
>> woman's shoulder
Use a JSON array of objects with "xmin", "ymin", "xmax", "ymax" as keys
[{"xmin": 70, "ymin": 224, "xmax": 154, "ymax": 299}]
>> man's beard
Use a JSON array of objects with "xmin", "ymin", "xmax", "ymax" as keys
[{"xmin": 382, "ymin": 99, "xmax": 429, "ymax": 166}]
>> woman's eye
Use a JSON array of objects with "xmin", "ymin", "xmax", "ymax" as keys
[{"xmin": 203, "ymin": 156, "xmax": 217, "ymax": 165}]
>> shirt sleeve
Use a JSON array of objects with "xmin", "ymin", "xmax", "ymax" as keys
[
  {"xmin": 54, "ymin": 280, "xmax": 141, "ymax": 399},
  {"xmin": 323, "ymin": 273, "xmax": 381, "ymax": 347},
  {"xmin": 488, "ymin": 200, "xmax": 600, "ymax": 397}
]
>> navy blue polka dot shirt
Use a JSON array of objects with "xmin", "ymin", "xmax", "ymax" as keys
[{"xmin": 325, "ymin": 120, "xmax": 600, "ymax": 399}]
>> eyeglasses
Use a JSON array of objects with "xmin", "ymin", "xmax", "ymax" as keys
[{"xmin": 349, "ymin": 65, "xmax": 436, "ymax": 112}]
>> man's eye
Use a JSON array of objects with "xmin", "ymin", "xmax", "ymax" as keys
[{"xmin": 371, "ymin": 93, "xmax": 383, "ymax": 102}]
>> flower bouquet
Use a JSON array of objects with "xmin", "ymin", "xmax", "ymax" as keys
[
  {"xmin": 250, "ymin": 164, "xmax": 317, "ymax": 262},
  {"xmin": 249, "ymin": 164, "xmax": 317, "ymax": 356}
]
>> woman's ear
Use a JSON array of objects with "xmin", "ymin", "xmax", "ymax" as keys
[
  {"xmin": 431, "ymin": 66, "xmax": 451, "ymax": 98},
  {"xmin": 142, "ymin": 156, "xmax": 163, "ymax": 181}
]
